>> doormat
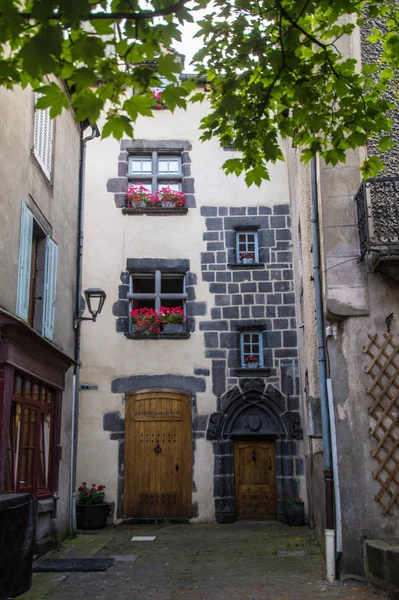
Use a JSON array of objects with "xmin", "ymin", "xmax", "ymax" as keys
[{"xmin": 33, "ymin": 557, "xmax": 115, "ymax": 572}]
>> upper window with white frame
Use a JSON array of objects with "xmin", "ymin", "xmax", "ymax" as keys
[
  {"xmin": 240, "ymin": 331, "xmax": 264, "ymax": 368},
  {"xmin": 128, "ymin": 153, "xmax": 182, "ymax": 195},
  {"xmin": 33, "ymin": 92, "xmax": 53, "ymax": 179},
  {"xmin": 236, "ymin": 230, "xmax": 259, "ymax": 264}
]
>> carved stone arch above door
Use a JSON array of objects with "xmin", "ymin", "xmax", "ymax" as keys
[{"xmin": 206, "ymin": 379, "xmax": 303, "ymax": 524}]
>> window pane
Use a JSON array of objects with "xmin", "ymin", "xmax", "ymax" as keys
[
  {"xmin": 130, "ymin": 181, "xmax": 152, "ymax": 192},
  {"xmin": 130, "ymin": 157, "xmax": 152, "ymax": 174},
  {"xmin": 39, "ymin": 412, "xmax": 51, "ymax": 489},
  {"xmin": 29, "ymin": 410, "xmax": 36, "ymax": 446},
  {"xmin": 243, "ymin": 344, "xmax": 251, "ymax": 354},
  {"xmin": 161, "ymin": 274, "xmax": 184, "ymax": 294},
  {"xmin": 25, "ymin": 380, "xmax": 32, "ymax": 397},
  {"xmin": 158, "ymin": 158, "xmax": 179, "ymax": 174},
  {"xmin": 248, "ymin": 234, "xmax": 255, "ymax": 243},
  {"xmin": 243, "ymin": 334, "xmax": 251, "ymax": 343},
  {"xmin": 239, "ymin": 243, "xmax": 247, "ymax": 252},
  {"xmin": 132, "ymin": 275, "xmax": 155, "ymax": 294},
  {"xmin": 132, "ymin": 299, "xmax": 156, "ymax": 310},
  {"xmin": 14, "ymin": 376, "xmax": 22, "ymax": 397},
  {"xmin": 248, "ymin": 244, "xmax": 255, "ymax": 252},
  {"xmin": 160, "ymin": 299, "xmax": 184, "ymax": 309},
  {"xmin": 33, "ymin": 383, "xmax": 39, "ymax": 402},
  {"xmin": 158, "ymin": 182, "xmax": 181, "ymax": 192}
]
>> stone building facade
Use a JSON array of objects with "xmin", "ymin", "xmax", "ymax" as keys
[
  {"xmin": 287, "ymin": 17, "xmax": 399, "ymax": 583},
  {"xmin": 77, "ymin": 96, "xmax": 304, "ymax": 525},
  {"xmin": 0, "ymin": 83, "xmax": 81, "ymax": 550}
]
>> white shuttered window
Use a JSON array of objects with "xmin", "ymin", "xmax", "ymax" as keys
[
  {"xmin": 16, "ymin": 202, "xmax": 34, "ymax": 321},
  {"xmin": 42, "ymin": 238, "xmax": 58, "ymax": 340},
  {"xmin": 33, "ymin": 93, "xmax": 53, "ymax": 178}
]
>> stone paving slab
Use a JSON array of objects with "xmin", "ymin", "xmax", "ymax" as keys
[{"xmin": 19, "ymin": 522, "xmax": 385, "ymax": 600}]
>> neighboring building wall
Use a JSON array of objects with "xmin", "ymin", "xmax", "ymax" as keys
[
  {"xmin": 0, "ymin": 84, "xmax": 81, "ymax": 548},
  {"xmin": 78, "ymin": 96, "xmax": 304, "ymax": 523},
  {"xmin": 287, "ymin": 19, "xmax": 399, "ymax": 580}
]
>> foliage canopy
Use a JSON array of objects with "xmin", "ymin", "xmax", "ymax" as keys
[{"xmin": 0, "ymin": 0, "xmax": 398, "ymax": 182}]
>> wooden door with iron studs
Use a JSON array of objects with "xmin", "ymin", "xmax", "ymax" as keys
[
  {"xmin": 234, "ymin": 440, "xmax": 276, "ymax": 520},
  {"xmin": 124, "ymin": 389, "xmax": 192, "ymax": 518}
]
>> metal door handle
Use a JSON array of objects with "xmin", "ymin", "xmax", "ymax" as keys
[
  {"xmin": 175, "ymin": 464, "xmax": 180, "ymax": 472},
  {"xmin": 252, "ymin": 451, "xmax": 256, "ymax": 462},
  {"xmin": 269, "ymin": 457, "xmax": 272, "ymax": 470}
]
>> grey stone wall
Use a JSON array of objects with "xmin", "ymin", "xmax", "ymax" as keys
[{"xmin": 200, "ymin": 204, "xmax": 299, "ymax": 404}]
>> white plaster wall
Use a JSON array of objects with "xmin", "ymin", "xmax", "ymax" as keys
[{"xmin": 78, "ymin": 95, "xmax": 290, "ymax": 521}]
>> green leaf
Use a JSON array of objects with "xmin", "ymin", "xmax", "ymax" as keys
[
  {"xmin": 35, "ymin": 82, "xmax": 69, "ymax": 118},
  {"xmin": 378, "ymin": 136, "xmax": 395, "ymax": 153},
  {"xmin": 73, "ymin": 90, "xmax": 103, "ymax": 122},
  {"xmin": 102, "ymin": 114, "xmax": 134, "ymax": 140},
  {"xmin": 361, "ymin": 156, "xmax": 385, "ymax": 178},
  {"xmin": 123, "ymin": 95, "xmax": 154, "ymax": 121}
]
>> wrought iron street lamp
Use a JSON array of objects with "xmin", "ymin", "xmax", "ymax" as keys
[{"xmin": 74, "ymin": 288, "xmax": 106, "ymax": 327}]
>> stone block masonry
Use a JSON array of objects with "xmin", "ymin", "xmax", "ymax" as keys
[{"xmin": 200, "ymin": 204, "xmax": 300, "ymax": 404}]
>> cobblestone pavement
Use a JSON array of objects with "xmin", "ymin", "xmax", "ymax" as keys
[{"xmin": 20, "ymin": 522, "xmax": 384, "ymax": 600}]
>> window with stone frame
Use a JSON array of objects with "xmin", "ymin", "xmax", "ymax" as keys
[
  {"xmin": 5, "ymin": 372, "xmax": 56, "ymax": 498},
  {"xmin": 236, "ymin": 230, "xmax": 259, "ymax": 264},
  {"xmin": 240, "ymin": 331, "xmax": 264, "ymax": 368},
  {"xmin": 128, "ymin": 154, "xmax": 182, "ymax": 195},
  {"xmin": 128, "ymin": 271, "xmax": 187, "ymax": 332}
]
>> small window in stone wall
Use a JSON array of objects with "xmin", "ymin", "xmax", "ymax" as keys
[
  {"xmin": 128, "ymin": 271, "xmax": 187, "ymax": 335},
  {"xmin": 236, "ymin": 231, "xmax": 259, "ymax": 264},
  {"xmin": 240, "ymin": 331, "xmax": 264, "ymax": 368}
]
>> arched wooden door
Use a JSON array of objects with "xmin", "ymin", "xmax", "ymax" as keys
[{"xmin": 124, "ymin": 389, "xmax": 192, "ymax": 518}]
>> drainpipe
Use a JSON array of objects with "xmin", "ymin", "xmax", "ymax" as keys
[
  {"xmin": 310, "ymin": 157, "xmax": 335, "ymax": 581},
  {"xmin": 70, "ymin": 123, "xmax": 100, "ymax": 534}
]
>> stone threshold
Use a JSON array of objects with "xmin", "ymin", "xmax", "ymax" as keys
[
  {"xmin": 227, "ymin": 263, "xmax": 265, "ymax": 269},
  {"xmin": 122, "ymin": 207, "xmax": 188, "ymax": 216},
  {"xmin": 124, "ymin": 333, "xmax": 191, "ymax": 340}
]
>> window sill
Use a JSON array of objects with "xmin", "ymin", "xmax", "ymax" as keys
[
  {"xmin": 234, "ymin": 368, "xmax": 271, "ymax": 377},
  {"xmin": 125, "ymin": 332, "xmax": 191, "ymax": 340},
  {"xmin": 122, "ymin": 207, "xmax": 188, "ymax": 216},
  {"xmin": 227, "ymin": 263, "xmax": 265, "ymax": 269}
]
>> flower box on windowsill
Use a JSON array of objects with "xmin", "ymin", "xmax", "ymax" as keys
[
  {"xmin": 122, "ymin": 207, "xmax": 188, "ymax": 216},
  {"xmin": 125, "ymin": 332, "xmax": 191, "ymax": 340}
]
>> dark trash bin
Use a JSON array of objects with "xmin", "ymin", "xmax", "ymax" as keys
[{"xmin": 0, "ymin": 494, "xmax": 37, "ymax": 600}]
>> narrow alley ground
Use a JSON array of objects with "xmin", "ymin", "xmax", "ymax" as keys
[{"xmin": 20, "ymin": 522, "xmax": 384, "ymax": 600}]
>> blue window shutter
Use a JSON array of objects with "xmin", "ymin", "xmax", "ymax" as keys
[
  {"xmin": 16, "ymin": 202, "xmax": 34, "ymax": 321},
  {"xmin": 42, "ymin": 237, "xmax": 58, "ymax": 340}
]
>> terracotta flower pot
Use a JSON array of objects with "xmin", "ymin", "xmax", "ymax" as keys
[{"xmin": 76, "ymin": 503, "xmax": 110, "ymax": 530}]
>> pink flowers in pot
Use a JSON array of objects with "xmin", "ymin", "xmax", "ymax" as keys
[
  {"xmin": 126, "ymin": 185, "xmax": 185, "ymax": 208},
  {"xmin": 239, "ymin": 252, "xmax": 255, "ymax": 261},
  {"xmin": 150, "ymin": 89, "xmax": 165, "ymax": 109},
  {"xmin": 244, "ymin": 354, "xmax": 259, "ymax": 364},
  {"xmin": 130, "ymin": 306, "xmax": 186, "ymax": 335}
]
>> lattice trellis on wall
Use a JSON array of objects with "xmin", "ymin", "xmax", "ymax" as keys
[{"xmin": 364, "ymin": 333, "xmax": 399, "ymax": 515}]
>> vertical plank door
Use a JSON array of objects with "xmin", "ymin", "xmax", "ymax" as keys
[
  {"xmin": 234, "ymin": 440, "xmax": 276, "ymax": 520},
  {"xmin": 124, "ymin": 390, "xmax": 192, "ymax": 518}
]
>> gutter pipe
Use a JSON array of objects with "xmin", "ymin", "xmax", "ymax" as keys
[
  {"xmin": 310, "ymin": 157, "xmax": 336, "ymax": 581},
  {"xmin": 70, "ymin": 123, "xmax": 100, "ymax": 534}
]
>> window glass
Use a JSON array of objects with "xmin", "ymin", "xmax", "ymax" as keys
[
  {"xmin": 132, "ymin": 274, "xmax": 156, "ymax": 294},
  {"xmin": 130, "ymin": 157, "xmax": 152, "ymax": 174},
  {"xmin": 161, "ymin": 274, "xmax": 184, "ymax": 294},
  {"xmin": 240, "ymin": 331, "xmax": 263, "ymax": 367},
  {"xmin": 6, "ymin": 373, "xmax": 55, "ymax": 497},
  {"xmin": 158, "ymin": 157, "xmax": 180, "ymax": 174},
  {"xmin": 236, "ymin": 231, "xmax": 259, "ymax": 263},
  {"xmin": 133, "ymin": 298, "xmax": 156, "ymax": 310}
]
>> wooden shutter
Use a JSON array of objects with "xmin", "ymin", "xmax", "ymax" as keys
[
  {"xmin": 42, "ymin": 237, "xmax": 58, "ymax": 340},
  {"xmin": 16, "ymin": 202, "xmax": 34, "ymax": 321},
  {"xmin": 33, "ymin": 93, "xmax": 53, "ymax": 178}
]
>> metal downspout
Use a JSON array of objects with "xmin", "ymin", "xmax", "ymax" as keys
[
  {"xmin": 310, "ymin": 157, "xmax": 335, "ymax": 581},
  {"xmin": 70, "ymin": 123, "xmax": 100, "ymax": 534}
]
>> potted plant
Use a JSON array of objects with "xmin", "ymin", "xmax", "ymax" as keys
[
  {"xmin": 130, "ymin": 307, "xmax": 162, "ymax": 335},
  {"xmin": 126, "ymin": 184, "xmax": 154, "ymax": 208},
  {"xmin": 156, "ymin": 187, "xmax": 186, "ymax": 208},
  {"xmin": 76, "ymin": 482, "xmax": 109, "ymax": 530},
  {"xmin": 280, "ymin": 495, "xmax": 305, "ymax": 526},
  {"xmin": 150, "ymin": 89, "xmax": 165, "ymax": 110},
  {"xmin": 161, "ymin": 306, "xmax": 186, "ymax": 334},
  {"xmin": 239, "ymin": 252, "xmax": 255, "ymax": 264},
  {"xmin": 245, "ymin": 354, "xmax": 259, "ymax": 369}
]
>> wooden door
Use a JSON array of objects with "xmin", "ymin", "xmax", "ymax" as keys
[
  {"xmin": 234, "ymin": 440, "xmax": 276, "ymax": 520},
  {"xmin": 124, "ymin": 390, "xmax": 192, "ymax": 518}
]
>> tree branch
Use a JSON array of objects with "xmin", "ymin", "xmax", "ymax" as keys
[{"xmin": 4, "ymin": 0, "xmax": 189, "ymax": 22}]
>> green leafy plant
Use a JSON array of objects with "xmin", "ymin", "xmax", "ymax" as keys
[
  {"xmin": 77, "ymin": 482, "xmax": 106, "ymax": 505},
  {"xmin": 280, "ymin": 495, "xmax": 303, "ymax": 506},
  {"xmin": 160, "ymin": 306, "xmax": 185, "ymax": 324}
]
